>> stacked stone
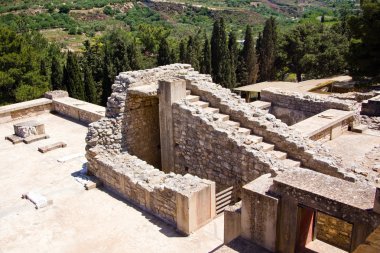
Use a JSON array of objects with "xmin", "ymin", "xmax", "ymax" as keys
[
  {"xmin": 261, "ymin": 88, "xmax": 357, "ymax": 112},
  {"xmin": 86, "ymin": 64, "xmax": 193, "ymax": 156},
  {"xmin": 88, "ymin": 152, "xmax": 208, "ymax": 225},
  {"xmin": 173, "ymin": 102, "xmax": 288, "ymax": 193},
  {"xmin": 182, "ymin": 74, "xmax": 358, "ymax": 182}
]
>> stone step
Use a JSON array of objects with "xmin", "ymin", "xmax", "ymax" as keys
[
  {"xmin": 244, "ymin": 135, "xmax": 263, "ymax": 145},
  {"xmin": 186, "ymin": 90, "xmax": 191, "ymax": 96},
  {"xmin": 283, "ymin": 159, "xmax": 301, "ymax": 168},
  {"xmin": 38, "ymin": 142, "xmax": 67, "ymax": 153},
  {"xmin": 213, "ymin": 113, "xmax": 230, "ymax": 122},
  {"xmin": 23, "ymin": 134, "xmax": 49, "ymax": 144},
  {"xmin": 269, "ymin": 150, "xmax": 287, "ymax": 160},
  {"xmin": 203, "ymin": 107, "xmax": 219, "ymax": 114},
  {"xmin": 236, "ymin": 127, "xmax": 251, "ymax": 136},
  {"xmin": 352, "ymin": 124, "xmax": 368, "ymax": 133},
  {"xmin": 225, "ymin": 120, "xmax": 240, "ymax": 128},
  {"xmin": 258, "ymin": 142, "xmax": 275, "ymax": 152},
  {"xmin": 250, "ymin": 101, "xmax": 271, "ymax": 110},
  {"xmin": 5, "ymin": 134, "xmax": 23, "ymax": 144},
  {"xmin": 191, "ymin": 101, "xmax": 209, "ymax": 109},
  {"xmin": 186, "ymin": 95, "xmax": 200, "ymax": 102}
]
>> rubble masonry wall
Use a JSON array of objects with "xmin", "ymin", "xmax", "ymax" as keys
[
  {"xmin": 183, "ymin": 75, "xmax": 356, "ymax": 181},
  {"xmin": 261, "ymin": 88, "xmax": 357, "ymax": 125}
]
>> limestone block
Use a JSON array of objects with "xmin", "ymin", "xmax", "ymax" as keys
[
  {"xmin": 14, "ymin": 120, "xmax": 45, "ymax": 138},
  {"xmin": 44, "ymin": 90, "xmax": 69, "ymax": 99}
]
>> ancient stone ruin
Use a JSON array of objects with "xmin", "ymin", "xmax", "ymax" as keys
[{"xmin": 85, "ymin": 64, "xmax": 380, "ymax": 252}]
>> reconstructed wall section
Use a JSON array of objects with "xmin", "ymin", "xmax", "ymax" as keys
[
  {"xmin": 86, "ymin": 149, "xmax": 215, "ymax": 234},
  {"xmin": 0, "ymin": 90, "xmax": 105, "ymax": 125},
  {"xmin": 123, "ymin": 94, "xmax": 161, "ymax": 168},
  {"xmin": 261, "ymin": 88, "xmax": 358, "ymax": 125},
  {"xmin": 182, "ymin": 75, "xmax": 357, "ymax": 182},
  {"xmin": 85, "ymin": 65, "xmax": 217, "ymax": 234},
  {"xmin": 172, "ymin": 102, "xmax": 286, "ymax": 194}
]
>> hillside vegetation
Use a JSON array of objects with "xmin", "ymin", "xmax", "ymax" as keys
[{"xmin": 0, "ymin": 0, "xmax": 377, "ymax": 107}]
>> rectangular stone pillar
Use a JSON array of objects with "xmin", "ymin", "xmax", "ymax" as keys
[
  {"xmin": 351, "ymin": 222, "xmax": 372, "ymax": 252},
  {"xmin": 158, "ymin": 79, "xmax": 186, "ymax": 173},
  {"xmin": 374, "ymin": 188, "xmax": 380, "ymax": 214},
  {"xmin": 176, "ymin": 180, "xmax": 215, "ymax": 235},
  {"xmin": 277, "ymin": 195, "xmax": 298, "ymax": 253},
  {"xmin": 241, "ymin": 175, "xmax": 279, "ymax": 252}
]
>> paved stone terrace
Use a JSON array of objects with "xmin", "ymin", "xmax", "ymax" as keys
[{"xmin": 0, "ymin": 113, "xmax": 225, "ymax": 253}]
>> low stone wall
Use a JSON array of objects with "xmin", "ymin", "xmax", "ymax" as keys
[
  {"xmin": 184, "ymin": 76, "xmax": 357, "ymax": 182},
  {"xmin": 361, "ymin": 95, "xmax": 380, "ymax": 116},
  {"xmin": 52, "ymin": 97, "xmax": 105, "ymax": 124},
  {"xmin": 0, "ymin": 98, "xmax": 52, "ymax": 123},
  {"xmin": 0, "ymin": 90, "xmax": 105, "ymax": 125},
  {"xmin": 261, "ymin": 88, "xmax": 357, "ymax": 125},
  {"xmin": 86, "ymin": 149, "xmax": 215, "ymax": 234}
]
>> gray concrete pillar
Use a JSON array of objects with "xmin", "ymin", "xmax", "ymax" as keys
[{"xmin": 158, "ymin": 79, "xmax": 186, "ymax": 173}]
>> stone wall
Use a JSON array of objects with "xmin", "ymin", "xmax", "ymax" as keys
[
  {"xmin": 261, "ymin": 88, "xmax": 357, "ymax": 125},
  {"xmin": 123, "ymin": 94, "xmax": 161, "ymax": 168},
  {"xmin": 316, "ymin": 212, "xmax": 352, "ymax": 251},
  {"xmin": 361, "ymin": 95, "xmax": 380, "ymax": 116},
  {"xmin": 183, "ymin": 76, "xmax": 357, "ymax": 182},
  {"xmin": 85, "ymin": 64, "xmax": 218, "ymax": 234},
  {"xmin": 52, "ymin": 97, "xmax": 105, "ymax": 124},
  {"xmin": 86, "ymin": 149, "xmax": 215, "ymax": 234},
  {"xmin": 172, "ymin": 102, "xmax": 285, "ymax": 194},
  {"xmin": 0, "ymin": 98, "xmax": 52, "ymax": 123}
]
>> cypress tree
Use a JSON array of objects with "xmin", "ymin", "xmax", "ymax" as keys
[
  {"xmin": 238, "ymin": 25, "xmax": 257, "ymax": 85},
  {"xmin": 51, "ymin": 56, "xmax": 63, "ymax": 90},
  {"xmin": 157, "ymin": 37, "xmax": 171, "ymax": 66},
  {"xmin": 201, "ymin": 37, "xmax": 211, "ymax": 74},
  {"xmin": 211, "ymin": 18, "xmax": 228, "ymax": 85},
  {"xmin": 84, "ymin": 65, "xmax": 97, "ymax": 104},
  {"xmin": 228, "ymin": 31, "xmax": 238, "ymax": 88},
  {"xmin": 63, "ymin": 52, "xmax": 85, "ymax": 100},
  {"xmin": 179, "ymin": 40, "xmax": 187, "ymax": 63},
  {"xmin": 186, "ymin": 35, "xmax": 201, "ymax": 70},
  {"xmin": 101, "ymin": 45, "xmax": 115, "ymax": 106},
  {"xmin": 258, "ymin": 17, "xmax": 277, "ymax": 82}
]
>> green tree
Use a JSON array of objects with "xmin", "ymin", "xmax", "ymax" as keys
[
  {"xmin": 200, "ymin": 37, "xmax": 211, "ymax": 74},
  {"xmin": 101, "ymin": 44, "xmax": 115, "ymax": 106},
  {"xmin": 280, "ymin": 23, "xmax": 348, "ymax": 81},
  {"xmin": 258, "ymin": 17, "xmax": 277, "ymax": 82},
  {"xmin": 179, "ymin": 40, "xmax": 187, "ymax": 63},
  {"xmin": 237, "ymin": 25, "xmax": 257, "ymax": 85},
  {"xmin": 157, "ymin": 37, "xmax": 171, "ymax": 66},
  {"xmin": 50, "ymin": 56, "xmax": 63, "ymax": 90},
  {"xmin": 211, "ymin": 18, "xmax": 229, "ymax": 86},
  {"xmin": 228, "ymin": 31, "xmax": 238, "ymax": 88},
  {"xmin": 63, "ymin": 52, "xmax": 85, "ymax": 100},
  {"xmin": 0, "ymin": 28, "xmax": 50, "ymax": 104},
  {"xmin": 347, "ymin": 0, "xmax": 380, "ymax": 79},
  {"xmin": 128, "ymin": 41, "xmax": 142, "ymax": 70},
  {"xmin": 84, "ymin": 65, "xmax": 97, "ymax": 104}
]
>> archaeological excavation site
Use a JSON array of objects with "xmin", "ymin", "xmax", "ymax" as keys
[{"xmin": 1, "ymin": 64, "xmax": 380, "ymax": 253}]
